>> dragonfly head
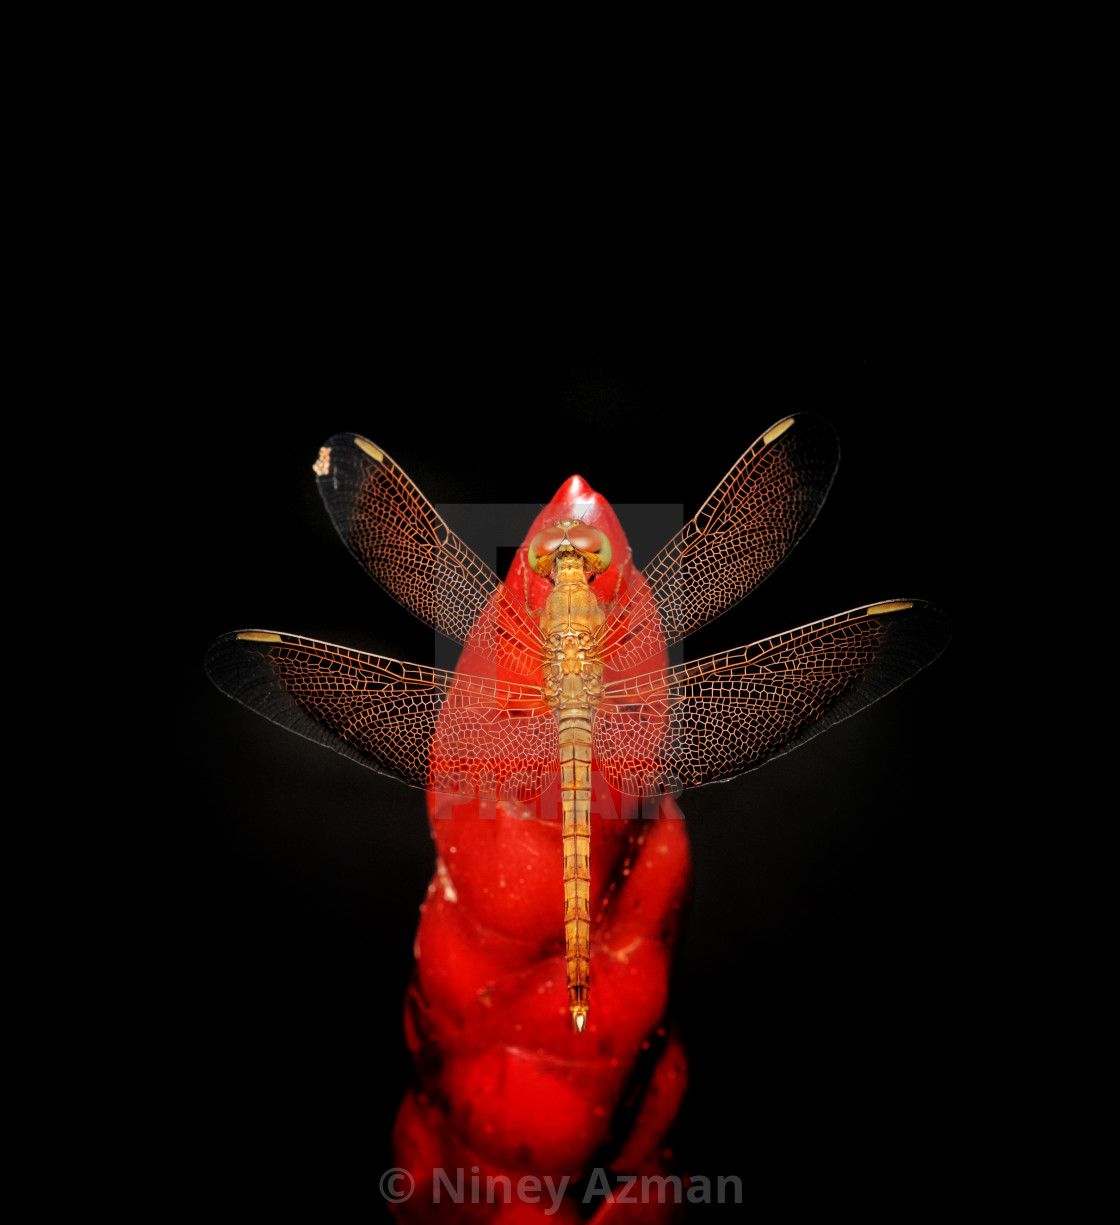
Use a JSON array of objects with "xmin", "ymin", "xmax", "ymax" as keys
[{"xmin": 528, "ymin": 519, "xmax": 613, "ymax": 579}]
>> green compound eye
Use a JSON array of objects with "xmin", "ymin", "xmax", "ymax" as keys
[
  {"xmin": 567, "ymin": 525, "xmax": 611, "ymax": 572},
  {"xmin": 527, "ymin": 543, "xmax": 549, "ymax": 575},
  {"xmin": 528, "ymin": 525, "xmax": 565, "ymax": 576}
]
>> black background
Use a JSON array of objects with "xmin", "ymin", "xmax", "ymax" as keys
[{"xmin": 161, "ymin": 292, "xmax": 977, "ymax": 1213}]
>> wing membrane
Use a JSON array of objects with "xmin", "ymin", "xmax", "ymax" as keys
[
  {"xmin": 597, "ymin": 414, "xmax": 840, "ymax": 671},
  {"xmin": 596, "ymin": 601, "xmax": 949, "ymax": 796},
  {"xmin": 314, "ymin": 434, "xmax": 544, "ymax": 677},
  {"xmin": 205, "ymin": 630, "xmax": 556, "ymax": 801}
]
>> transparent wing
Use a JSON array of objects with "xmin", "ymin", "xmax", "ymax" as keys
[
  {"xmin": 596, "ymin": 601, "xmax": 949, "ymax": 797},
  {"xmin": 206, "ymin": 630, "xmax": 557, "ymax": 802},
  {"xmin": 597, "ymin": 414, "xmax": 840, "ymax": 671},
  {"xmin": 313, "ymin": 434, "xmax": 544, "ymax": 677}
]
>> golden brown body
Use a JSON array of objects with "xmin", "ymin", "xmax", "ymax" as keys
[{"xmin": 539, "ymin": 547, "xmax": 607, "ymax": 1033}]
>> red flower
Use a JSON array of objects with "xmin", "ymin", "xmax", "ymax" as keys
[{"xmin": 392, "ymin": 476, "xmax": 692, "ymax": 1221}]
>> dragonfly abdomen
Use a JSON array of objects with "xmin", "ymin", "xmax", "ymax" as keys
[
  {"xmin": 543, "ymin": 572, "xmax": 608, "ymax": 1034},
  {"xmin": 559, "ymin": 717, "xmax": 594, "ymax": 1033}
]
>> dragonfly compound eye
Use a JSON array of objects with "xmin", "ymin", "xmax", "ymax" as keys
[
  {"xmin": 528, "ymin": 526, "xmax": 566, "ymax": 576},
  {"xmin": 567, "ymin": 525, "xmax": 612, "ymax": 573}
]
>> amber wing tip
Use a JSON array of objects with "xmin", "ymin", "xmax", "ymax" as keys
[
  {"xmin": 763, "ymin": 417, "xmax": 796, "ymax": 444},
  {"xmin": 866, "ymin": 600, "xmax": 914, "ymax": 616},
  {"xmin": 354, "ymin": 436, "xmax": 385, "ymax": 463}
]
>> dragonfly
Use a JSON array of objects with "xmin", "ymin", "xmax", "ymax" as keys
[{"xmin": 206, "ymin": 414, "xmax": 949, "ymax": 1033}]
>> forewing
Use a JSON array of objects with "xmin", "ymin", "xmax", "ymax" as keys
[
  {"xmin": 598, "ymin": 414, "xmax": 839, "ymax": 672},
  {"xmin": 313, "ymin": 434, "xmax": 544, "ymax": 677},
  {"xmin": 206, "ymin": 630, "xmax": 556, "ymax": 802},
  {"xmin": 596, "ymin": 601, "xmax": 949, "ymax": 796}
]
